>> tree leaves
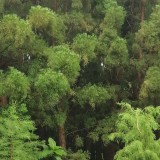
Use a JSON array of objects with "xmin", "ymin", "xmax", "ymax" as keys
[
  {"xmin": 0, "ymin": 103, "xmax": 47, "ymax": 160},
  {"xmin": 139, "ymin": 66, "xmax": 160, "ymax": 105},
  {"xmin": 72, "ymin": 33, "xmax": 98, "ymax": 65},
  {"xmin": 0, "ymin": 67, "xmax": 30, "ymax": 102},
  {"xmin": 109, "ymin": 103, "xmax": 160, "ymax": 160},
  {"xmin": 76, "ymin": 84, "xmax": 113, "ymax": 108},
  {"xmin": 28, "ymin": 6, "xmax": 66, "ymax": 44},
  {"xmin": 46, "ymin": 45, "xmax": 80, "ymax": 84}
]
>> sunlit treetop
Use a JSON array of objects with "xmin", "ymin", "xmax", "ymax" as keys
[
  {"xmin": 28, "ymin": 6, "xmax": 66, "ymax": 44},
  {"xmin": 0, "ymin": 67, "xmax": 30, "ymax": 102},
  {"xmin": 45, "ymin": 45, "xmax": 81, "ymax": 84},
  {"xmin": 72, "ymin": 33, "xmax": 98, "ymax": 65},
  {"xmin": 0, "ymin": 14, "xmax": 35, "ymax": 57}
]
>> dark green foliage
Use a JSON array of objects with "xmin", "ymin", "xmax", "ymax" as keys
[
  {"xmin": 89, "ymin": 114, "xmax": 117, "ymax": 145},
  {"xmin": 100, "ymin": 0, "xmax": 126, "ymax": 30},
  {"xmin": 140, "ymin": 66, "xmax": 160, "ymax": 105},
  {"xmin": 34, "ymin": 69, "xmax": 70, "ymax": 107},
  {"xmin": 72, "ymin": 33, "xmax": 98, "ymax": 64}
]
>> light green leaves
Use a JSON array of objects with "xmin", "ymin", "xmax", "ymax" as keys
[
  {"xmin": 66, "ymin": 150, "xmax": 90, "ymax": 160},
  {"xmin": 139, "ymin": 66, "xmax": 160, "ymax": 103},
  {"xmin": 98, "ymin": 0, "xmax": 128, "ymax": 67},
  {"xmin": 72, "ymin": 33, "xmax": 98, "ymax": 64},
  {"xmin": 48, "ymin": 138, "xmax": 66, "ymax": 156},
  {"xmin": 46, "ymin": 45, "xmax": 80, "ymax": 84},
  {"xmin": 109, "ymin": 103, "xmax": 160, "ymax": 160},
  {"xmin": 48, "ymin": 138, "xmax": 66, "ymax": 159},
  {"xmin": 76, "ymin": 84, "xmax": 112, "ymax": 108},
  {"xmin": 0, "ymin": 67, "xmax": 30, "ymax": 102},
  {"xmin": 0, "ymin": 104, "xmax": 47, "ymax": 160},
  {"xmin": 0, "ymin": 14, "xmax": 35, "ymax": 56},
  {"xmin": 136, "ymin": 5, "xmax": 160, "ymax": 55},
  {"xmin": 104, "ymin": 37, "xmax": 128, "ymax": 66},
  {"xmin": 28, "ymin": 6, "xmax": 66, "ymax": 43},
  {"xmin": 41, "ymin": 138, "xmax": 66, "ymax": 160},
  {"xmin": 34, "ymin": 69, "xmax": 70, "ymax": 107}
]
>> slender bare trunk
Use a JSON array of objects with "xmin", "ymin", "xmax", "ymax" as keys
[
  {"xmin": 52, "ymin": 0, "xmax": 57, "ymax": 11},
  {"xmin": 58, "ymin": 125, "xmax": 66, "ymax": 149},
  {"xmin": 141, "ymin": 0, "xmax": 145, "ymax": 23},
  {"xmin": 136, "ymin": 0, "xmax": 145, "ymax": 98},
  {"xmin": 139, "ymin": 0, "xmax": 145, "ymax": 59},
  {"xmin": 0, "ymin": 96, "xmax": 8, "ymax": 106},
  {"xmin": 131, "ymin": 0, "xmax": 134, "ymax": 23},
  {"xmin": 10, "ymin": 142, "xmax": 13, "ymax": 160}
]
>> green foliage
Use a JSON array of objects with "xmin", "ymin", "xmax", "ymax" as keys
[
  {"xmin": 98, "ymin": 28, "xmax": 128, "ymax": 67},
  {"xmin": 28, "ymin": 6, "xmax": 66, "ymax": 43},
  {"xmin": 0, "ymin": 103, "xmax": 47, "ymax": 160},
  {"xmin": 0, "ymin": 67, "xmax": 30, "ymax": 102},
  {"xmin": 42, "ymin": 138, "xmax": 66, "ymax": 160},
  {"xmin": 34, "ymin": 69, "xmax": 70, "ymax": 108},
  {"xmin": 75, "ymin": 135, "xmax": 84, "ymax": 148},
  {"xmin": 46, "ymin": 45, "xmax": 80, "ymax": 84},
  {"xmin": 109, "ymin": 103, "xmax": 160, "ymax": 160},
  {"xmin": 64, "ymin": 12, "xmax": 94, "ymax": 40},
  {"xmin": 136, "ymin": 5, "xmax": 160, "ymax": 55},
  {"xmin": 104, "ymin": 37, "xmax": 128, "ymax": 66},
  {"xmin": 89, "ymin": 114, "xmax": 117, "ymax": 145},
  {"xmin": 101, "ymin": 0, "xmax": 126, "ymax": 30},
  {"xmin": 0, "ymin": 0, "xmax": 4, "ymax": 13},
  {"xmin": 30, "ymin": 69, "xmax": 70, "ymax": 127},
  {"xmin": 0, "ymin": 14, "xmax": 35, "ymax": 56},
  {"xmin": 96, "ymin": 0, "xmax": 128, "ymax": 68},
  {"xmin": 72, "ymin": 33, "xmax": 98, "ymax": 64},
  {"xmin": 72, "ymin": 0, "xmax": 83, "ymax": 10},
  {"xmin": 76, "ymin": 84, "xmax": 112, "ymax": 108},
  {"xmin": 140, "ymin": 66, "xmax": 160, "ymax": 103},
  {"xmin": 66, "ymin": 150, "xmax": 90, "ymax": 160}
]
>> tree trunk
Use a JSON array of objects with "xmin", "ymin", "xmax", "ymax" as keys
[
  {"xmin": 10, "ymin": 141, "xmax": 13, "ymax": 160},
  {"xmin": 141, "ymin": 0, "xmax": 145, "ymax": 23},
  {"xmin": 58, "ymin": 125, "xmax": 66, "ymax": 149},
  {"xmin": 131, "ymin": 0, "xmax": 134, "ymax": 26},
  {"xmin": 139, "ymin": 0, "xmax": 145, "ymax": 59},
  {"xmin": 52, "ymin": 0, "xmax": 57, "ymax": 11},
  {"xmin": 0, "ymin": 96, "xmax": 8, "ymax": 106},
  {"xmin": 137, "ymin": 0, "xmax": 145, "ymax": 93}
]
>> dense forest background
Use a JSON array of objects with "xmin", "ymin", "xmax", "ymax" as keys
[{"xmin": 0, "ymin": 0, "xmax": 160, "ymax": 159}]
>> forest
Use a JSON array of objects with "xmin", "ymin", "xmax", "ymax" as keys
[{"xmin": 0, "ymin": 0, "xmax": 160, "ymax": 160}]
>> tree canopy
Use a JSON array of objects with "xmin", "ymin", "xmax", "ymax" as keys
[{"xmin": 0, "ymin": 1, "xmax": 160, "ymax": 160}]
